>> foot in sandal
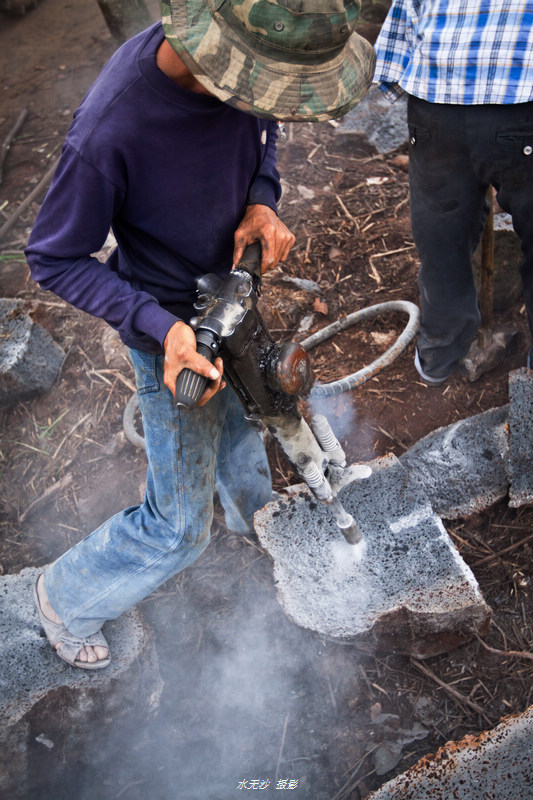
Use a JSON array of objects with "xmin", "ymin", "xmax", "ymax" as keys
[{"xmin": 34, "ymin": 573, "xmax": 110, "ymax": 669}]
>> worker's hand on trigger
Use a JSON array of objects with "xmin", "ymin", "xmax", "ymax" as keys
[
  {"xmin": 163, "ymin": 321, "xmax": 225, "ymax": 407},
  {"xmin": 233, "ymin": 204, "xmax": 295, "ymax": 274}
]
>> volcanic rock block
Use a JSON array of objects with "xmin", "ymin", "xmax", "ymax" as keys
[
  {"xmin": 336, "ymin": 84, "xmax": 408, "ymax": 153},
  {"xmin": 400, "ymin": 405, "xmax": 509, "ymax": 519},
  {"xmin": 255, "ymin": 455, "xmax": 491, "ymax": 658},
  {"xmin": 0, "ymin": 298, "xmax": 65, "ymax": 406},
  {"xmin": 0, "ymin": 567, "xmax": 162, "ymax": 799},
  {"xmin": 508, "ymin": 368, "xmax": 533, "ymax": 508},
  {"xmin": 368, "ymin": 705, "xmax": 533, "ymax": 799}
]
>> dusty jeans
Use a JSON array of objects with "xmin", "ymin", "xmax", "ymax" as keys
[
  {"xmin": 408, "ymin": 96, "xmax": 533, "ymax": 379},
  {"xmin": 45, "ymin": 347, "xmax": 271, "ymax": 637}
]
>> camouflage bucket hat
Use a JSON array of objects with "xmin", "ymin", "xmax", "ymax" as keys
[{"xmin": 161, "ymin": 0, "xmax": 376, "ymax": 122}]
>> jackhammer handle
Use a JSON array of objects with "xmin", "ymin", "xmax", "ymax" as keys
[
  {"xmin": 175, "ymin": 342, "xmax": 215, "ymax": 410},
  {"xmin": 237, "ymin": 241, "xmax": 262, "ymax": 277}
]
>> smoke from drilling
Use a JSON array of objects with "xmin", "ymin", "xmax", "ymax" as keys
[
  {"xmin": 27, "ymin": 377, "xmax": 374, "ymax": 800},
  {"xmin": 308, "ymin": 391, "xmax": 374, "ymax": 466},
  {"xmin": 56, "ymin": 548, "xmax": 364, "ymax": 800}
]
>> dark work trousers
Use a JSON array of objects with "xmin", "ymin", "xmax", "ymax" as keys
[{"xmin": 408, "ymin": 95, "xmax": 533, "ymax": 380}]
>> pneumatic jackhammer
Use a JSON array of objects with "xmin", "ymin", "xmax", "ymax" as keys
[{"xmin": 175, "ymin": 243, "xmax": 371, "ymax": 544}]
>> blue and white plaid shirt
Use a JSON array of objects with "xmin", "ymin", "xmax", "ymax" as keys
[{"xmin": 373, "ymin": 0, "xmax": 533, "ymax": 104}]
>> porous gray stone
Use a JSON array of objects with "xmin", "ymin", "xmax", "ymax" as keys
[
  {"xmin": 255, "ymin": 455, "xmax": 491, "ymax": 657},
  {"xmin": 508, "ymin": 368, "xmax": 533, "ymax": 508},
  {"xmin": 0, "ymin": 566, "xmax": 162, "ymax": 799},
  {"xmin": 0, "ymin": 298, "xmax": 65, "ymax": 405},
  {"xmin": 368, "ymin": 705, "xmax": 533, "ymax": 799},
  {"xmin": 336, "ymin": 85, "xmax": 408, "ymax": 154},
  {"xmin": 400, "ymin": 406, "xmax": 509, "ymax": 519}
]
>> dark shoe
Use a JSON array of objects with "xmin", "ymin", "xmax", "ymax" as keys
[{"xmin": 414, "ymin": 349, "xmax": 452, "ymax": 384}]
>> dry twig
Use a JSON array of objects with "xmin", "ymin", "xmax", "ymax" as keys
[
  {"xmin": 335, "ymin": 194, "xmax": 357, "ymax": 228},
  {"xmin": 476, "ymin": 635, "xmax": 533, "ymax": 663},
  {"xmin": 0, "ymin": 109, "xmax": 28, "ymax": 184},
  {"xmin": 410, "ymin": 658, "xmax": 494, "ymax": 727},
  {"xmin": 0, "ymin": 156, "xmax": 59, "ymax": 241},
  {"xmin": 473, "ymin": 531, "xmax": 533, "ymax": 566},
  {"xmin": 20, "ymin": 474, "xmax": 73, "ymax": 523},
  {"xmin": 275, "ymin": 712, "xmax": 290, "ymax": 783}
]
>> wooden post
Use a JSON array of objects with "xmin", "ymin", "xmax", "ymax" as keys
[
  {"xmin": 478, "ymin": 187, "xmax": 494, "ymax": 348},
  {"xmin": 96, "ymin": 0, "xmax": 153, "ymax": 43}
]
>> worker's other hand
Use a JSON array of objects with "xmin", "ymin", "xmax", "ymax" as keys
[
  {"xmin": 233, "ymin": 204, "xmax": 295, "ymax": 274},
  {"xmin": 163, "ymin": 321, "xmax": 225, "ymax": 407}
]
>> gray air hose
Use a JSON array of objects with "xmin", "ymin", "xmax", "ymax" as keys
[
  {"xmin": 123, "ymin": 300, "xmax": 420, "ymax": 449},
  {"xmin": 123, "ymin": 390, "xmax": 145, "ymax": 450},
  {"xmin": 301, "ymin": 300, "xmax": 420, "ymax": 398}
]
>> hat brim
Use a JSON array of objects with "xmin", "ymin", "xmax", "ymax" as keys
[{"xmin": 161, "ymin": 0, "xmax": 376, "ymax": 121}]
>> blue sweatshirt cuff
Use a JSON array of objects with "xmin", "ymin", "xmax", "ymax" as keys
[
  {"xmin": 133, "ymin": 301, "xmax": 181, "ymax": 348},
  {"xmin": 247, "ymin": 176, "xmax": 279, "ymax": 215}
]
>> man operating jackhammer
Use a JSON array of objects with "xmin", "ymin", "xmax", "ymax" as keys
[{"xmin": 26, "ymin": 1, "xmax": 375, "ymax": 669}]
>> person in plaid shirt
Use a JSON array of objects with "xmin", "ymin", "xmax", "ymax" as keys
[{"xmin": 374, "ymin": 1, "xmax": 533, "ymax": 382}]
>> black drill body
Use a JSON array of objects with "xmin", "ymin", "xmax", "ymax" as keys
[{"xmin": 175, "ymin": 243, "xmax": 367, "ymax": 544}]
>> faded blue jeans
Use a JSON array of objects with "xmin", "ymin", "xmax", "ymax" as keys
[{"xmin": 45, "ymin": 347, "xmax": 271, "ymax": 638}]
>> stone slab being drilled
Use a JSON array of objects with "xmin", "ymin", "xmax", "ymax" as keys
[
  {"xmin": 508, "ymin": 368, "xmax": 533, "ymax": 508},
  {"xmin": 0, "ymin": 567, "xmax": 162, "ymax": 799},
  {"xmin": 400, "ymin": 405, "xmax": 509, "ymax": 519},
  {"xmin": 255, "ymin": 455, "xmax": 491, "ymax": 658},
  {"xmin": 368, "ymin": 705, "xmax": 533, "ymax": 799},
  {"xmin": 0, "ymin": 298, "xmax": 65, "ymax": 405}
]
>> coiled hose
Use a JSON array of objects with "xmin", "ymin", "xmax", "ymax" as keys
[
  {"xmin": 301, "ymin": 300, "xmax": 420, "ymax": 398},
  {"xmin": 123, "ymin": 300, "xmax": 420, "ymax": 449}
]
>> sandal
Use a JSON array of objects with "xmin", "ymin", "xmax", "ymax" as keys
[{"xmin": 33, "ymin": 575, "xmax": 111, "ymax": 670}]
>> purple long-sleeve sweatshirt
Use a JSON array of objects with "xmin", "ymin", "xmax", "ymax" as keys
[{"xmin": 25, "ymin": 23, "xmax": 281, "ymax": 353}]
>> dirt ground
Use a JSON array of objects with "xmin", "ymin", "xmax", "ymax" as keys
[{"xmin": 1, "ymin": 2, "xmax": 532, "ymax": 799}]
